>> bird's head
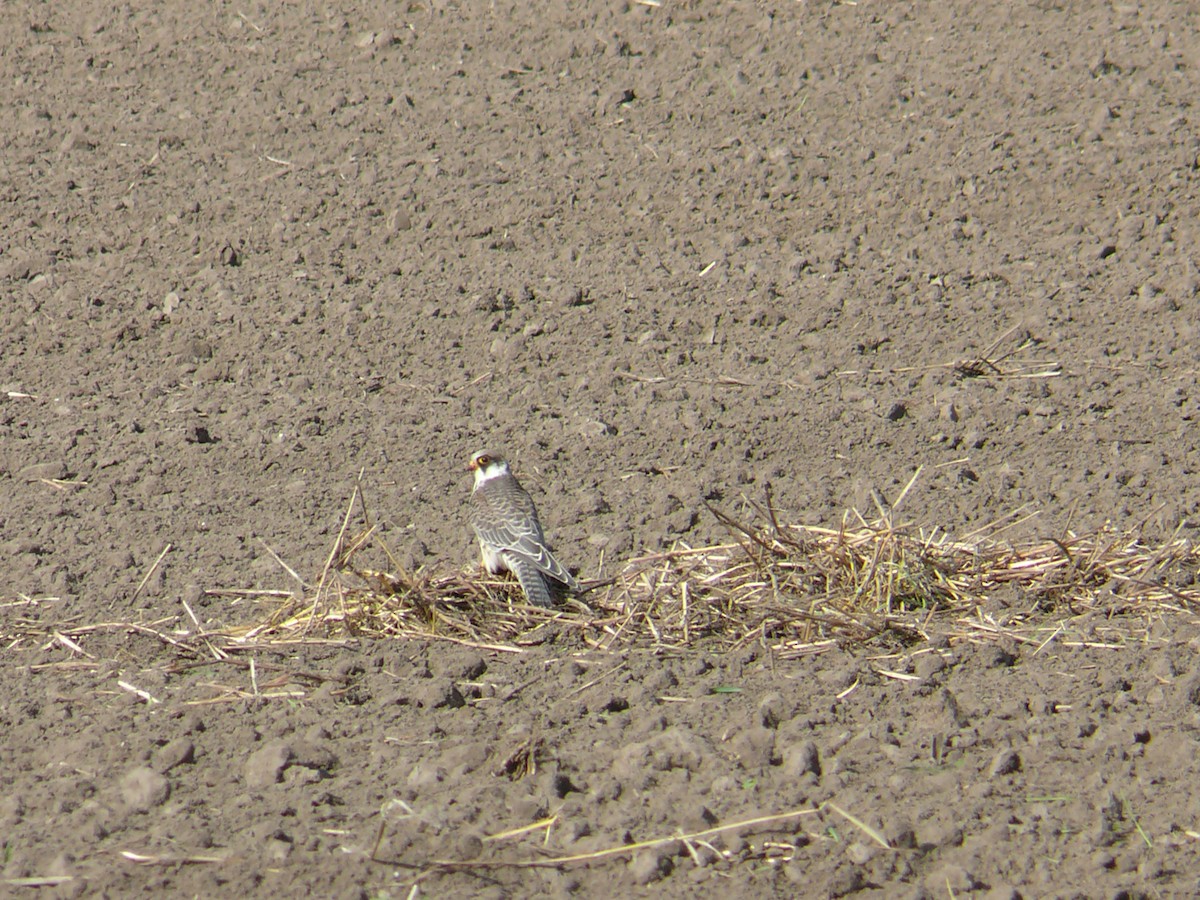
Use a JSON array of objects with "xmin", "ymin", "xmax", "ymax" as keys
[{"xmin": 468, "ymin": 449, "xmax": 510, "ymax": 486}]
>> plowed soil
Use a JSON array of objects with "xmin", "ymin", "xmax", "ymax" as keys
[{"xmin": 6, "ymin": 1, "xmax": 1200, "ymax": 897}]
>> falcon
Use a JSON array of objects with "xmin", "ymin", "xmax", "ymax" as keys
[{"xmin": 468, "ymin": 449, "xmax": 580, "ymax": 607}]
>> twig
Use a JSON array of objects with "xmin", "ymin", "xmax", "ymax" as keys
[
  {"xmin": 257, "ymin": 539, "xmax": 310, "ymax": 591},
  {"xmin": 131, "ymin": 544, "xmax": 172, "ymax": 602},
  {"xmin": 377, "ymin": 805, "xmax": 825, "ymax": 869}
]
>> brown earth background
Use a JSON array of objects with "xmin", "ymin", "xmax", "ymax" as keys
[{"xmin": 5, "ymin": 1, "xmax": 1200, "ymax": 896}]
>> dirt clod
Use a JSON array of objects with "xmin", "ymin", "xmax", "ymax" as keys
[
  {"xmin": 120, "ymin": 767, "xmax": 170, "ymax": 812},
  {"xmin": 244, "ymin": 741, "xmax": 293, "ymax": 788},
  {"xmin": 989, "ymin": 749, "xmax": 1023, "ymax": 777}
]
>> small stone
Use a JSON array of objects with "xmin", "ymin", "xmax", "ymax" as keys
[
  {"xmin": 184, "ymin": 424, "xmax": 213, "ymax": 444},
  {"xmin": 558, "ymin": 286, "xmax": 588, "ymax": 307},
  {"xmin": 176, "ymin": 712, "xmax": 206, "ymax": 735},
  {"xmin": 1030, "ymin": 696, "xmax": 1057, "ymax": 716},
  {"xmin": 785, "ymin": 256, "xmax": 811, "ymax": 281},
  {"xmin": 962, "ymin": 429, "xmax": 986, "ymax": 449},
  {"xmin": 245, "ymin": 740, "xmax": 293, "ymax": 788},
  {"xmin": 977, "ymin": 644, "xmax": 1017, "ymax": 668},
  {"xmin": 414, "ymin": 679, "xmax": 465, "ymax": 709},
  {"xmin": 926, "ymin": 823, "xmax": 964, "ymax": 848},
  {"xmin": 577, "ymin": 419, "xmax": 615, "ymax": 438},
  {"xmin": 433, "ymin": 653, "xmax": 486, "ymax": 680},
  {"xmin": 915, "ymin": 654, "xmax": 946, "ymax": 682},
  {"xmin": 629, "ymin": 847, "xmax": 673, "ymax": 885},
  {"xmin": 577, "ymin": 490, "xmax": 610, "ymax": 515},
  {"xmin": 758, "ymin": 692, "xmax": 789, "ymax": 728},
  {"xmin": 388, "ymin": 208, "xmax": 413, "ymax": 232},
  {"xmin": 709, "ymin": 775, "xmax": 738, "ymax": 794},
  {"xmin": 152, "ymin": 738, "xmax": 195, "ymax": 772},
  {"xmin": 407, "ymin": 760, "xmax": 447, "ymax": 788},
  {"xmin": 989, "ymin": 749, "xmax": 1022, "ymax": 777},
  {"xmin": 121, "ymin": 767, "xmax": 170, "ymax": 811},
  {"xmin": 845, "ymin": 841, "xmax": 876, "ymax": 865},
  {"xmin": 885, "ymin": 820, "xmax": 917, "ymax": 849},
  {"xmin": 781, "ymin": 740, "xmax": 821, "ymax": 778},
  {"xmin": 454, "ymin": 832, "xmax": 484, "ymax": 860},
  {"xmin": 441, "ymin": 741, "xmax": 489, "ymax": 776},
  {"xmin": 827, "ymin": 866, "xmax": 866, "ymax": 897},
  {"xmin": 181, "ymin": 338, "xmax": 212, "ymax": 362},
  {"xmin": 290, "ymin": 742, "xmax": 338, "ymax": 773},
  {"xmin": 2, "ymin": 538, "xmax": 46, "ymax": 555},
  {"xmin": 679, "ymin": 802, "xmax": 718, "ymax": 831},
  {"xmin": 728, "ymin": 726, "xmax": 775, "ymax": 768}
]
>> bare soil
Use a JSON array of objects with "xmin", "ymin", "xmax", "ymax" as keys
[{"xmin": 5, "ymin": 1, "xmax": 1200, "ymax": 897}]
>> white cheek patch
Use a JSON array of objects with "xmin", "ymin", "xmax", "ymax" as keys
[{"xmin": 474, "ymin": 465, "xmax": 508, "ymax": 486}]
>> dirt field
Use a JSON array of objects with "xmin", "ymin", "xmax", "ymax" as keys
[{"xmin": 6, "ymin": 1, "xmax": 1200, "ymax": 896}]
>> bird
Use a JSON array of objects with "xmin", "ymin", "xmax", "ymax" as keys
[{"xmin": 468, "ymin": 449, "xmax": 580, "ymax": 607}]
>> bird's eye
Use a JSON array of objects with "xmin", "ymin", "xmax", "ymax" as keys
[{"xmin": 477, "ymin": 455, "xmax": 490, "ymax": 467}]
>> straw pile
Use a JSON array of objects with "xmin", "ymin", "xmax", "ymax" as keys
[{"xmin": 225, "ymin": 483, "xmax": 1200, "ymax": 656}]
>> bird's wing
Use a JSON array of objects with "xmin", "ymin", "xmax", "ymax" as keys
[{"xmin": 471, "ymin": 478, "xmax": 579, "ymax": 590}]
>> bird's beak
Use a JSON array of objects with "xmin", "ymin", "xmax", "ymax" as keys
[{"xmin": 467, "ymin": 460, "xmax": 477, "ymax": 472}]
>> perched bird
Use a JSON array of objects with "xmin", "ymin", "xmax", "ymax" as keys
[{"xmin": 468, "ymin": 449, "xmax": 580, "ymax": 607}]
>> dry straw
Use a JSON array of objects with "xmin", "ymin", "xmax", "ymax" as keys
[{"xmin": 220, "ymin": 476, "xmax": 1200, "ymax": 655}]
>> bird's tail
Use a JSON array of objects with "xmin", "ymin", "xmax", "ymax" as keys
[{"xmin": 513, "ymin": 561, "xmax": 554, "ymax": 608}]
